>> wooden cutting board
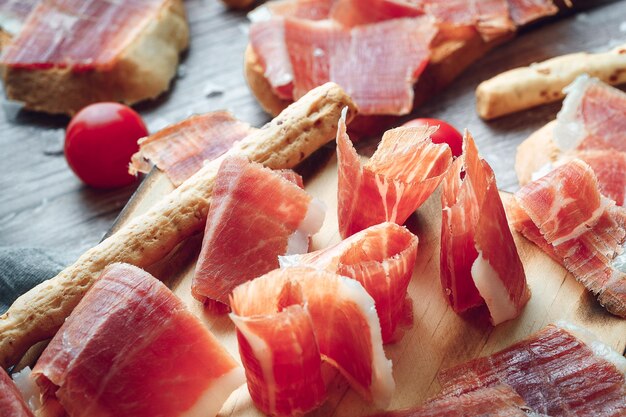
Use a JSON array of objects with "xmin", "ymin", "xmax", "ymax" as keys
[{"xmin": 111, "ymin": 148, "xmax": 626, "ymax": 417}]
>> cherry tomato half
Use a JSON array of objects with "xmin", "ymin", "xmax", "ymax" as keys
[
  {"xmin": 65, "ymin": 103, "xmax": 148, "ymax": 188},
  {"xmin": 403, "ymin": 118, "xmax": 463, "ymax": 157}
]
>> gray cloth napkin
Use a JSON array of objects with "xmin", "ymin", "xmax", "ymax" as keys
[{"xmin": 0, "ymin": 247, "xmax": 70, "ymax": 314}]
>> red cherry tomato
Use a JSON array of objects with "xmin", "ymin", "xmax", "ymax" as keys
[
  {"xmin": 403, "ymin": 118, "xmax": 463, "ymax": 157},
  {"xmin": 65, "ymin": 103, "xmax": 148, "ymax": 188}
]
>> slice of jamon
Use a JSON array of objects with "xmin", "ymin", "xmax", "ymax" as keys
[
  {"xmin": 437, "ymin": 323, "xmax": 626, "ymax": 417},
  {"xmin": 337, "ymin": 110, "xmax": 452, "ymax": 238},
  {"xmin": 1, "ymin": 0, "xmax": 166, "ymax": 70},
  {"xmin": 129, "ymin": 111, "xmax": 254, "ymax": 186},
  {"xmin": 366, "ymin": 385, "xmax": 530, "ymax": 417},
  {"xmin": 230, "ymin": 267, "xmax": 395, "ymax": 413},
  {"xmin": 0, "ymin": 368, "xmax": 34, "ymax": 417},
  {"xmin": 329, "ymin": 0, "xmax": 423, "ymax": 28},
  {"xmin": 229, "ymin": 272, "xmax": 326, "ymax": 417},
  {"xmin": 259, "ymin": 0, "xmax": 334, "ymax": 20},
  {"xmin": 440, "ymin": 133, "xmax": 529, "ymax": 325},
  {"xmin": 510, "ymin": 159, "xmax": 626, "ymax": 317},
  {"xmin": 0, "ymin": 0, "xmax": 38, "ymax": 37},
  {"xmin": 250, "ymin": 15, "xmax": 436, "ymax": 115},
  {"xmin": 554, "ymin": 75, "xmax": 626, "ymax": 153},
  {"xmin": 553, "ymin": 150, "xmax": 626, "ymax": 207},
  {"xmin": 507, "ymin": 0, "xmax": 558, "ymax": 25},
  {"xmin": 32, "ymin": 263, "xmax": 244, "ymax": 417},
  {"xmin": 192, "ymin": 156, "xmax": 325, "ymax": 311},
  {"xmin": 423, "ymin": 0, "xmax": 514, "ymax": 40},
  {"xmin": 280, "ymin": 222, "xmax": 419, "ymax": 343}
]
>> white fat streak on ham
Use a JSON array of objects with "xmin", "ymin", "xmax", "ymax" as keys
[
  {"xmin": 556, "ymin": 321, "xmax": 626, "ymax": 375},
  {"xmin": 286, "ymin": 197, "xmax": 326, "ymax": 255},
  {"xmin": 553, "ymin": 74, "xmax": 592, "ymax": 152},
  {"xmin": 333, "ymin": 276, "xmax": 395, "ymax": 408},
  {"xmin": 180, "ymin": 367, "xmax": 245, "ymax": 417},
  {"xmin": 229, "ymin": 315, "xmax": 278, "ymax": 414},
  {"xmin": 471, "ymin": 247, "xmax": 519, "ymax": 325},
  {"xmin": 11, "ymin": 366, "xmax": 41, "ymax": 412}
]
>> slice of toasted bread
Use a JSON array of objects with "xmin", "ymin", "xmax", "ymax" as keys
[
  {"xmin": 1, "ymin": 0, "xmax": 189, "ymax": 115},
  {"xmin": 244, "ymin": 29, "xmax": 509, "ymax": 125}
]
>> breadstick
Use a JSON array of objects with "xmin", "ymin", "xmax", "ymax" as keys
[
  {"xmin": 476, "ymin": 44, "xmax": 626, "ymax": 120},
  {"xmin": 0, "ymin": 82, "xmax": 357, "ymax": 370}
]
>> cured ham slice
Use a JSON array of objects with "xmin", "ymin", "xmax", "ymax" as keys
[
  {"xmin": 437, "ymin": 323, "xmax": 626, "ymax": 417},
  {"xmin": 2, "ymin": 0, "xmax": 167, "ymax": 70},
  {"xmin": 250, "ymin": 15, "xmax": 436, "ymax": 115},
  {"xmin": 507, "ymin": 0, "xmax": 558, "ymax": 25},
  {"xmin": 230, "ymin": 267, "xmax": 395, "ymax": 414},
  {"xmin": 0, "ymin": 368, "xmax": 34, "ymax": 417},
  {"xmin": 0, "ymin": 0, "xmax": 37, "ymax": 37},
  {"xmin": 192, "ymin": 156, "xmax": 325, "ymax": 311},
  {"xmin": 440, "ymin": 133, "xmax": 529, "ymax": 325},
  {"xmin": 337, "ymin": 110, "xmax": 452, "ymax": 238},
  {"xmin": 367, "ymin": 386, "xmax": 530, "ymax": 417},
  {"xmin": 130, "ymin": 111, "xmax": 254, "ymax": 186},
  {"xmin": 32, "ymin": 263, "xmax": 244, "ymax": 417},
  {"xmin": 330, "ymin": 0, "xmax": 423, "ymax": 28},
  {"xmin": 424, "ymin": 0, "xmax": 514, "ymax": 40},
  {"xmin": 260, "ymin": 0, "xmax": 334, "ymax": 20},
  {"xmin": 229, "ymin": 271, "xmax": 326, "ymax": 417},
  {"xmin": 280, "ymin": 222, "xmax": 419, "ymax": 343},
  {"xmin": 510, "ymin": 159, "xmax": 626, "ymax": 317},
  {"xmin": 554, "ymin": 75, "xmax": 626, "ymax": 153}
]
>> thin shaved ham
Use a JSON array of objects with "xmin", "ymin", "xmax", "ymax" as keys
[
  {"xmin": 330, "ymin": 0, "xmax": 423, "ymax": 28},
  {"xmin": 437, "ymin": 323, "xmax": 626, "ymax": 417},
  {"xmin": 0, "ymin": 0, "xmax": 37, "ymax": 36},
  {"xmin": 280, "ymin": 222, "xmax": 418, "ymax": 343},
  {"xmin": 441, "ymin": 133, "xmax": 529, "ymax": 325},
  {"xmin": 231, "ymin": 267, "xmax": 395, "ymax": 412},
  {"xmin": 192, "ymin": 156, "xmax": 325, "ymax": 311},
  {"xmin": 424, "ymin": 0, "xmax": 514, "ymax": 40},
  {"xmin": 554, "ymin": 75, "xmax": 626, "ymax": 153},
  {"xmin": 337, "ymin": 110, "xmax": 452, "ymax": 238},
  {"xmin": 230, "ymin": 274, "xmax": 325, "ymax": 417},
  {"xmin": 258, "ymin": 0, "xmax": 334, "ymax": 20},
  {"xmin": 32, "ymin": 263, "xmax": 244, "ymax": 417},
  {"xmin": 251, "ymin": 15, "xmax": 436, "ymax": 115},
  {"xmin": 511, "ymin": 159, "xmax": 626, "ymax": 317},
  {"xmin": 1, "ymin": 0, "xmax": 166, "ymax": 71},
  {"xmin": 553, "ymin": 150, "xmax": 626, "ymax": 207},
  {"xmin": 0, "ymin": 368, "xmax": 34, "ymax": 417},
  {"xmin": 130, "ymin": 112, "xmax": 254, "ymax": 186},
  {"xmin": 507, "ymin": 0, "xmax": 558, "ymax": 25},
  {"xmin": 249, "ymin": 18, "xmax": 295, "ymax": 100},
  {"xmin": 367, "ymin": 386, "xmax": 530, "ymax": 417}
]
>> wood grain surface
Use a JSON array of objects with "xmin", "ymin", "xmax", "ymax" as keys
[
  {"xmin": 114, "ymin": 150, "xmax": 626, "ymax": 416},
  {"xmin": 1, "ymin": 1, "xmax": 625, "ymax": 262}
]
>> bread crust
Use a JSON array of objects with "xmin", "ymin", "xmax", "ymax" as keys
[
  {"xmin": 477, "ymin": 44, "xmax": 626, "ymax": 120},
  {"xmin": 221, "ymin": 0, "xmax": 257, "ymax": 9},
  {"xmin": 0, "ymin": 82, "xmax": 357, "ymax": 370},
  {"xmin": 514, "ymin": 120, "xmax": 560, "ymax": 186},
  {"xmin": 1, "ymin": 0, "xmax": 189, "ymax": 115}
]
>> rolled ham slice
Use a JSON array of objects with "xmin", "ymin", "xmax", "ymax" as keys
[
  {"xmin": 440, "ymin": 132, "xmax": 529, "ymax": 325},
  {"xmin": 192, "ymin": 156, "xmax": 325, "ymax": 312},
  {"xmin": 230, "ymin": 267, "xmax": 395, "ymax": 414},
  {"xmin": 509, "ymin": 159, "xmax": 626, "ymax": 317},
  {"xmin": 280, "ymin": 222, "xmax": 418, "ymax": 343},
  {"xmin": 32, "ymin": 263, "xmax": 244, "ymax": 417},
  {"xmin": 337, "ymin": 109, "xmax": 452, "ymax": 238}
]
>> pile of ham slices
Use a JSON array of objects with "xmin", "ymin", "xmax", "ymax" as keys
[{"xmin": 248, "ymin": 0, "xmax": 558, "ymax": 116}]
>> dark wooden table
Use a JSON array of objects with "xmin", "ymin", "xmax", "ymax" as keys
[{"xmin": 1, "ymin": 0, "xmax": 624, "ymax": 260}]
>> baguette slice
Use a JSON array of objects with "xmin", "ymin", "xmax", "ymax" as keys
[
  {"xmin": 477, "ymin": 44, "xmax": 626, "ymax": 120},
  {"xmin": 0, "ymin": 0, "xmax": 189, "ymax": 115}
]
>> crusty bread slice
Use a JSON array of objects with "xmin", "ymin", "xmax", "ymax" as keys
[
  {"xmin": 1, "ymin": 0, "xmax": 189, "ymax": 115},
  {"xmin": 245, "ymin": 30, "xmax": 510, "ymax": 122},
  {"xmin": 514, "ymin": 120, "xmax": 560, "ymax": 186}
]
